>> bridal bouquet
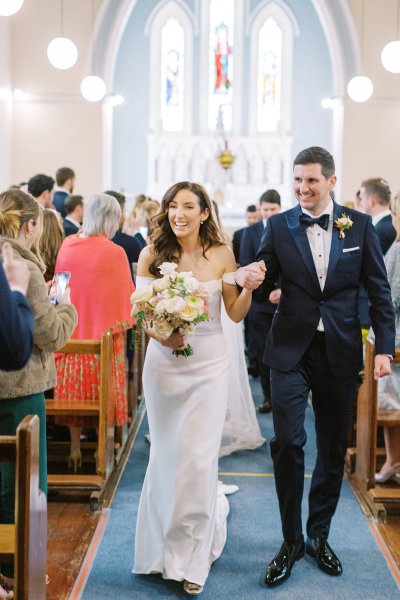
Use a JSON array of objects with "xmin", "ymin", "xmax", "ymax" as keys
[{"xmin": 131, "ymin": 262, "xmax": 209, "ymax": 357}]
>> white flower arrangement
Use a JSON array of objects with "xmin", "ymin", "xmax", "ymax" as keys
[{"xmin": 130, "ymin": 262, "xmax": 209, "ymax": 357}]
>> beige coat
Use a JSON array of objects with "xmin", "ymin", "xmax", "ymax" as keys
[{"xmin": 0, "ymin": 238, "xmax": 78, "ymax": 399}]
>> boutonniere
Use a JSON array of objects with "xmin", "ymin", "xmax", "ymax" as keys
[{"xmin": 334, "ymin": 213, "xmax": 353, "ymax": 239}]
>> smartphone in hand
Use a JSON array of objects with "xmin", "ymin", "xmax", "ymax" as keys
[{"xmin": 50, "ymin": 271, "xmax": 71, "ymax": 304}]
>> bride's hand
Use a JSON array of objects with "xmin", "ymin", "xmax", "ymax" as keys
[{"xmin": 157, "ymin": 332, "xmax": 187, "ymax": 351}]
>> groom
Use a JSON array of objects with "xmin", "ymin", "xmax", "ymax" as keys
[{"xmin": 242, "ymin": 146, "xmax": 395, "ymax": 587}]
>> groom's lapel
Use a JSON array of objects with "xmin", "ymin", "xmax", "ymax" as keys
[
  {"xmin": 286, "ymin": 206, "xmax": 320, "ymax": 291},
  {"xmin": 326, "ymin": 202, "xmax": 345, "ymax": 285}
]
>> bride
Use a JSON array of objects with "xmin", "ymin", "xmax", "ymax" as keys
[{"xmin": 132, "ymin": 182, "xmax": 264, "ymax": 595}]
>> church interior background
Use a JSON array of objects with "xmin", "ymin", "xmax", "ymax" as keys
[{"xmin": 0, "ymin": 0, "xmax": 399, "ymax": 229}]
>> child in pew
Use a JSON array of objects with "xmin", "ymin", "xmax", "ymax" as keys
[
  {"xmin": 53, "ymin": 193, "xmax": 134, "ymax": 471},
  {"xmin": 376, "ymin": 190, "xmax": 400, "ymax": 483},
  {"xmin": 0, "ymin": 190, "xmax": 77, "ymax": 589}
]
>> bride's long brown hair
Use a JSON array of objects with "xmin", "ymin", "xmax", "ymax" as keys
[{"xmin": 149, "ymin": 182, "xmax": 225, "ymax": 277}]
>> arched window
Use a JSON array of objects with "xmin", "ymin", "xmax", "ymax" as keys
[
  {"xmin": 161, "ymin": 18, "xmax": 184, "ymax": 131},
  {"xmin": 208, "ymin": 0, "xmax": 235, "ymax": 131},
  {"xmin": 248, "ymin": 1, "xmax": 297, "ymax": 135},
  {"xmin": 146, "ymin": 1, "xmax": 194, "ymax": 134},
  {"xmin": 257, "ymin": 17, "xmax": 282, "ymax": 132}
]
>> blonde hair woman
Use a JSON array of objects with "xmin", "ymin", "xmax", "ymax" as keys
[{"xmin": 0, "ymin": 189, "xmax": 77, "ymax": 593}]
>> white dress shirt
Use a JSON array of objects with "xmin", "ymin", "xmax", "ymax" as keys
[{"xmin": 301, "ymin": 200, "xmax": 334, "ymax": 331}]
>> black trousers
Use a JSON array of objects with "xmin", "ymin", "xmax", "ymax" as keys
[
  {"xmin": 248, "ymin": 310, "xmax": 274, "ymax": 401},
  {"xmin": 270, "ymin": 332, "xmax": 358, "ymax": 543}
]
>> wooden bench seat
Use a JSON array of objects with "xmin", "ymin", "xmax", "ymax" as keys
[
  {"xmin": 0, "ymin": 415, "xmax": 47, "ymax": 599},
  {"xmin": 353, "ymin": 340, "xmax": 400, "ymax": 519}
]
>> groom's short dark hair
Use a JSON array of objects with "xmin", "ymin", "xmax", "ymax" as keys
[{"xmin": 293, "ymin": 146, "xmax": 335, "ymax": 179}]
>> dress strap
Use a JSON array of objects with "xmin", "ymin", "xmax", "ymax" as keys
[
  {"xmin": 222, "ymin": 272, "xmax": 236, "ymax": 285},
  {"xmin": 136, "ymin": 275, "xmax": 155, "ymax": 289}
]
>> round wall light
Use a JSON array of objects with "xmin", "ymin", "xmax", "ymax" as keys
[
  {"xmin": 347, "ymin": 75, "xmax": 373, "ymax": 102},
  {"xmin": 381, "ymin": 40, "xmax": 400, "ymax": 73},
  {"xmin": 47, "ymin": 37, "xmax": 78, "ymax": 70},
  {"xmin": 0, "ymin": 0, "xmax": 24, "ymax": 16},
  {"xmin": 80, "ymin": 76, "xmax": 106, "ymax": 102}
]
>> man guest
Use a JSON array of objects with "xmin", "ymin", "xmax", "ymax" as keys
[
  {"xmin": 232, "ymin": 204, "xmax": 260, "ymax": 263},
  {"xmin": 248, "ymin": 146, "xmax": 394, "ymax": 587}
]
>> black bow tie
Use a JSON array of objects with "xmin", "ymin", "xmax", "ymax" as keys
[{"xmin": 299, "ymin": 213, "xmax": 330, "ymax": 231}]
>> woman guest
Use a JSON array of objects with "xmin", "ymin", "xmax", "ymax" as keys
[
  {"xmin": 376, "ymin": 190, "xmax": 400, "ymax": 483},
  {"xmin": 54, "ymin": 193, "xmax": 134, "ymax": 471},
  {"xmin": 0, "ymin": 190, "xmax": 77, "ymax": 591},
  {"xmin": 133, "ymin": 182, "xmax": 263, "ymax": 595},
  {"xmin": 39, "ymin": 208, "xmax": 65, "ymax": 282}
]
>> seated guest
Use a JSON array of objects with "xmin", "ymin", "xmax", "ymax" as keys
[
  {"xmin": 27, "ymin": 173, "xmax": 55, "ymax": 209},
  {"xmin": 54, "ymin": 193, "xmax": 134, "ymax": 471},
  {"xmin": 62, "ymin": 194, "xmax": 84, "ymax": 237},
  {"xmin": 106, "ymin": 190, "xmax": 141, "ymax": 281},
  {"xmin": 376, "ymin": 189, "xmax": 400, "ymax": 483},
  {"xmin": 53, "ymin": 167, "xmax": 76, "ymax": 218},
  {"xmin": 124, "ymin": 193, "xmax": 152, "ymax": 249},
  {"xmin": 232, "ymin": 204, "xmax": 260, "ymax": 264},
  {"xmin": 0, "ymin": 241, "xmax": 34, "ymax": 371},
  {"xmin": 39, "ymin": 209, "xmax": 65, "ymax": 282},
  {"xmin": 0, "ymin": 190, "xmax": 77, "ymax": 584}
]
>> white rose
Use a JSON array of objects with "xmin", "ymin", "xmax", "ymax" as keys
[
  {"xmin": 155, "ymin": 320, "xmax": 174, "ymax": 339},
  {"xmin": 131, "ymin": 285, "xmax": 153, "ymax": 304},
  {"xmin": 164, "ymin": 296, "xmax": 186, "ymax": 314},
  {"xmin": 159, "ymin": 262, "xmax": 178, "ymax": 276},
  {"xmin": 183, "ymin": 276, "xmax": 200, "ymax": 294},
  {"xmin": 179, "ymin": 305, "xmax": 200, "ymax": 322},
  {"xmin": 153, "ymin": 276, "xmax": 169, "ymax": 292}
]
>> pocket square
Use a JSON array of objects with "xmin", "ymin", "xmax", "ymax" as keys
[{"xmin": 342, "ymin": 246, "xmax": 360, "ymax": 253}]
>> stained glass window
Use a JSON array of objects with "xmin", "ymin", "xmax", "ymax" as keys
[
  {"xmin": 257, "ymin": 17, "xmax": 282, "ymax": 132},
  {"xmin": 161, "ymin": 18, "xmax": 184, "ymax": 131},
  {"xmin": 208, "ymin": 0, "xmax": 234, "ymax": 131}
]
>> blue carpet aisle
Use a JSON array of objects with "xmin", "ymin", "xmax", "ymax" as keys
[{"xmin": 81, "ymin": 380, "xmax": 400, "ymax": 600}]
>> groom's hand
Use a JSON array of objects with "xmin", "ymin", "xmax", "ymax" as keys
[
  {"xmin": 374, "ymin": 354, "xmax": 392, "ymax": 379},
  {"xmin": 235, "ymin": 261, "xmax": 266, "ymax": 290}
]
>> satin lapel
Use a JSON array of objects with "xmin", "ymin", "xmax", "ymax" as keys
[
  {"xmin": 286, "ymin": 206, "xmax": 320, "ymax": 291},
  {"xmin": 326, "ymin": 202, "xmax": 345, "ymax": 284}
]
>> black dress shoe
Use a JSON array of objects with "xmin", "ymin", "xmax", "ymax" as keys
[
  {"xmin": 258, "ymin": 400, "xmax": 272, "ymax": 413},
  {"xmin": 264, "ymin": 540, "xmax": 305, "ymax": 587},
  {"xmin": 306, "ymin": 537, "xmax": 342, "ymax": 576}
]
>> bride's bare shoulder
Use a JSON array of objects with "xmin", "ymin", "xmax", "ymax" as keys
[
  {"xmin": 137, "ymin": 244, "xmax": 156, "ymax": 276},
  {"xmin": 208, "ymin": 244, "xmax": 236, "ymax": 271}
]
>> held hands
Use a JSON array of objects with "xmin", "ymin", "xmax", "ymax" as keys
[
  {"xmin": 235, "ymin": 260, "xmax": 266, "ymax": 290},
  {"xmin": 2, "ymin": 241, "xmax": 30, "ymax": 294},
  {"xmin": 374, "ymin": 355, "xmax": 392, "ymax": 380}
]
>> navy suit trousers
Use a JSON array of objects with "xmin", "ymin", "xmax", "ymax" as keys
[{"xmin": 270, "ymin": 332, "xmax": 358, "ymax": 543}]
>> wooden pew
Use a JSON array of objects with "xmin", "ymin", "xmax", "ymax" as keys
[
  {"xmin": 354, "ymin": 338, "xmax": 400, "ymax": 519},
  {"xmin": 46, "ymin": 331, "xmax": 117, "ymax": 507},
  {"xmin": 0, "ymin": 415, "xmax": 47, "ymax": 600}
]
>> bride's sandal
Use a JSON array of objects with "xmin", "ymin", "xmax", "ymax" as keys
[{"xmin": 183, "ymin": 580, "xmax": 203, "ymax": 595}]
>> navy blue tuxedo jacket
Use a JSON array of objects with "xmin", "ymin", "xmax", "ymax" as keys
[
  {"xmin": 256, "ymin": 202, "xmax": 395, "ymax": 377},
  {"xmin": 375, "ymin": 214, "xmax": 396, "ymax": 255},
  {"xmin": 0, "ymin": 263, "xmax": 34, "ymax": 370},
  {"xmin": 241, "ymin": 220, "xmax": 276, "ymax": 315},
  {"xmin": 53, "ymin": 190, "xmax": 69, "ymax": 218},
  {"xmin": 62, "ymin": 218, "xmax": 79, "ymax": 237}
]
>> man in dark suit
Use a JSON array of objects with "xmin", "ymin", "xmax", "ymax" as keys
[
  {"xmin": 53, "ymin": 167, "xmax": 76, "ymax": 218},
  {"xmin": 62, "ymin": 194, "xmax": 84, "ymax": 236},
  {"xmin": 359, "ymin": 177, "xmax": 396, "ymax": 255},
  {"xmin": 232, "ymin": 204, "xmax": 260, "ymax": 263},
  {"xmin": 240, "ymin": 190, "xmax": 281, "ymax": 412},
  {"xmin": 0, "ymin": 241, "xmax": 34, "ymax": 370},
  {"xmin": 252, "ymin": 147, "xmax": 394, "ymax": 587}
]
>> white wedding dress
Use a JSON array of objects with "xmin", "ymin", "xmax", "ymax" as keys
[{"xmin": 133, "ymin": 277, "xmax": 232, "ymax": 586}]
